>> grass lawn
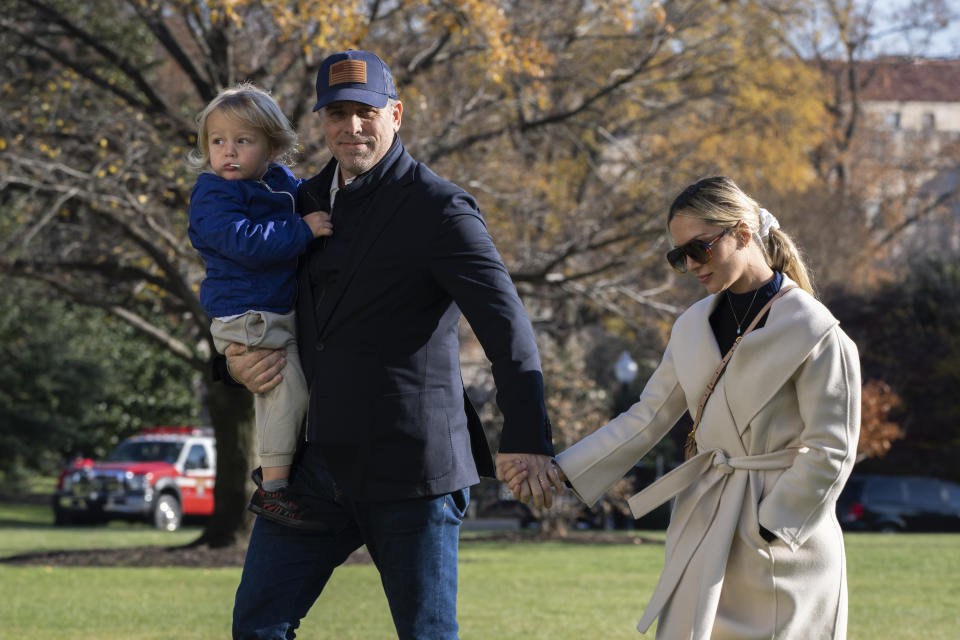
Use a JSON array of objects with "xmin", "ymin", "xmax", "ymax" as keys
[{"xmin": 1, "ymin": 502, "xmax": 958, "ymax": 639}]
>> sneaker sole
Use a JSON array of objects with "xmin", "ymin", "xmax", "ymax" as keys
[{"xmin": 247, "ymin": 502, "xmax": 329, "ymax": 532}]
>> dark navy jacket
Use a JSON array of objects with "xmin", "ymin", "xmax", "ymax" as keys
[
  {"xmin": 188, "ymin": 164, "xmax": 313, "ymax": 318},
  {"xmin": 295, "ymin": 138, "xmax": 553, "ymax": 500}
]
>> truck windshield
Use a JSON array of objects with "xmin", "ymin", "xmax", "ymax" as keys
[{"xmin": 106, "ymin": 441, "xmax": 183, "ymax": 464}]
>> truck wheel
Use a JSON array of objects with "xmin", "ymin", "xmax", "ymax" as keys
[
  {"xmin": 53, "ymin": 505, "xmax": 73, "ymax": 526},
  {"xmin": 153, "ymin": 494, "xmax": 182, "ymax": 531}
]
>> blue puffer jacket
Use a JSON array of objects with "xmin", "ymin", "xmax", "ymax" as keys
[{"xmin": 188, "ymin": 163, "xmax": 313, "ymax": 318}]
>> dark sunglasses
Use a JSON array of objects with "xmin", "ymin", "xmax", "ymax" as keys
[{"xmin": 666, "ymin": 228, "xmax": 729, "ymax": 273}]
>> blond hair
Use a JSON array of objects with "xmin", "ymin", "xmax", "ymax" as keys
[
  {"xmin": 188, "ymin": 83, "xmax": 298, "ymax": 170},
  {"xmin": 667, "ymin": 176, "xmax": 815, "ymax": 296}
]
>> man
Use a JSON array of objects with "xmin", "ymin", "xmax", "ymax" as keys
[{"xmin": 226, "ymin": 50, "xmax": 564, "ymax": 639}]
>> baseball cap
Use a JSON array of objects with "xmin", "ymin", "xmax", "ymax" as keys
[{"xmin": 313, "ymin": 50, "xmax": 398, "ymax": 112}]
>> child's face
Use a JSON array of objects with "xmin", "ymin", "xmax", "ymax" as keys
[{"xmin": 206, "ymin": 109, "xmax": 273, "ymax": 181}]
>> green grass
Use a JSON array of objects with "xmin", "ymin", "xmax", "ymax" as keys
[
  {"xmin": 843, "ymin": 534, "xmax": 960, "ymax": 639},
  {"xmin": 1, "ymin": 503, "xmax": 958, "ymax": 639},
  {"xmin": 0, "ymin": 503, "xmax": 201, "ymax": 557}
]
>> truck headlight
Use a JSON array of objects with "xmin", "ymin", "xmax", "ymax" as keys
[{"xmin": 125, "ymin": 471, "xmax": 153, "ymax": 491}]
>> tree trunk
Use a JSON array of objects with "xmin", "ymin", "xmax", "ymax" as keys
[
  {"xmin": 193, "ymin": 375, "xmax": 255, "ymax": 548},
  {"xmin": 539, "ymin": 511, "xmax": 571, "ymax": 538}
]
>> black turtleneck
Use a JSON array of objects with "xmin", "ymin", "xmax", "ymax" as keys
[{"xmin": 709, "ymin": 271, "xmax": 783, "ymax": 354}]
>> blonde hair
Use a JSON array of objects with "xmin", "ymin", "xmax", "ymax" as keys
[
  {"xmin": 188, "ymin": 83, "xmax": 298, "ymax": 170},
  {"xmin": 667, "ymin": 176, "xmax": 815, "ymax": 296}
]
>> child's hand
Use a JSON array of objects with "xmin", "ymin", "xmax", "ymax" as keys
[{"xmin": 303, "ymin": 210, "xmax": 333, "ymax": 238}]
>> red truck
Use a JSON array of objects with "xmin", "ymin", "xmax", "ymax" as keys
[{"xmin": 53, "ymin": 426, "xmax": 216, "ymax": 531}]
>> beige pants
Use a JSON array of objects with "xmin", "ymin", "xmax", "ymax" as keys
[{"xmin": 211, "ymin": 310, "xmax": 307, "ymax": 468}]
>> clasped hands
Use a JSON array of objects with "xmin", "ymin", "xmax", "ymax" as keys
[{"xmin": 495, "ymin": 453, "xmax": 566, "ymax": 509}]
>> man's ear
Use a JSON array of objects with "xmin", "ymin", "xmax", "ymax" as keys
[{"xmin": 392, "ymin": 100, "xmax": 403, "ymax": 132}]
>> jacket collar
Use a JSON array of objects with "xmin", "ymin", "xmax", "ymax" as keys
[
  {"xmin": 262, "ymin": 162, "xmax": 291, "ymax": 184},
  {"xmin": 310, "ymin": 136, "xmax": 416, "ymax": 336},
  {"xmin": 197, "ymin": 162, "xmax": 291, "ymax": 188},
  {"xmin": 330, "ymin": 135, "xmax": 409, "ymax": 201}
]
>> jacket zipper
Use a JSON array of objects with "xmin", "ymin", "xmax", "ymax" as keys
[{"xmin": 257, "ymin": 177, "xmax": 297, "ymax": 214}]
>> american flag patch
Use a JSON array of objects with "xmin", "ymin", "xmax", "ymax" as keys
[{"xmin": 330, "ymin": 60, "xmax": 367, "ymax": 85}]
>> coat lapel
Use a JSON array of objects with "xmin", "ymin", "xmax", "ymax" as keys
[
  {"xmin": 671, "ymin": 294, "xmax": 724, "ymax": 415},
  {"xmin": 670, "ymin": 278, "xmax": 841, "ymax": 442},
  {"xmin": 312, "ymin": 142, "xmax": 414, "ymax": 336},
  {"xmin": 313, "ymin": 186, "xmax": 411, "ymax": 336},
  {"xmin": 723, "ymin": 282, "xmax": 839, "ymax": 434}
]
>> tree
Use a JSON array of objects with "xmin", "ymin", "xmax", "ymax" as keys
[
  {"xmin": 0, "ymin": 0, "xmax": 375, "ymax": 545},
  {"xmin": 830, "ymin": 258, "xmax": 960, "ymax": 481},
  {"xmin": 0, "ymin": 279, "xmax": 199, "ymax": 491},
  {"xmin": 757, "ymin": 0, "xmax": 960, "ymax": 287},
  {"xmin": 856, "ymin": 379, "xmax": 902, "ymax": 462},
  {"xmin": 1, "ymin": 0, "xmax": 839, "ymax": 543}
]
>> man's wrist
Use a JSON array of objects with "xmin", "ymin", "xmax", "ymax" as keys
[{"xmin": 211, "ymin": 354, "xmax": 244, "ymax": 388}]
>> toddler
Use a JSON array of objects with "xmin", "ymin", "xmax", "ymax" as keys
[{"xmin": 188, "ymin": 84, "xmax": 331, "ymax": 529}]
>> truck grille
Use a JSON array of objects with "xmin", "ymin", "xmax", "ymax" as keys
[{"xmin": 71, "ymin": 470, "xmax": 126, "ymax": 496}]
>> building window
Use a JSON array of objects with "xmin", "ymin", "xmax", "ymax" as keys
[
  {"xmin": 885, "ymin": 111, "xmax": 901, "ymax": 129},
  {"xmin": 922, "ymin": 112, "xmax": 936, "ymax": 130}
]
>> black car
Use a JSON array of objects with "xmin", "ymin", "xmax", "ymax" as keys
[{"xmin": 836, "ymin": 474, "xmax": 960, "ymax": 532}]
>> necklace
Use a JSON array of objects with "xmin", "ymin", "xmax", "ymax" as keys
[{"xmin": 728, "ymin": 288, "xmax": 760, "ymax": 335}]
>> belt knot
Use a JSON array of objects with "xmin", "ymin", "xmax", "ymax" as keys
[{"xmin": 712, "ymin": 451, "xmax": 734, "ymax": 475}]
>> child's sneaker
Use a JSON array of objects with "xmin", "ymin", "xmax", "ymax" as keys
[{"xmin": 247, "ymin": 468, "xmax": 327, "ymax": 531}]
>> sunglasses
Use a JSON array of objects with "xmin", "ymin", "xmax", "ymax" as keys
[{"xmin": 666, "ymin": 228, "xmax": 729, "ymax": 273}]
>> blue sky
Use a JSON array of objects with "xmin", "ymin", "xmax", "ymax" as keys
[{"xmin": 871, "ymin": 1, "xmax": 960, "ymax": 58}]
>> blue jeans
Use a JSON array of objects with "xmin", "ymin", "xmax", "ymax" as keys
[{"xmin": 232, "ymin": 446, "xmax": 468, "ymax": 640}]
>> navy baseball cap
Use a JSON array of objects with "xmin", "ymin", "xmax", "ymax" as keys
[{"xmin": 313, "ymin": 50, "xmax": 398, "ymax": 112}]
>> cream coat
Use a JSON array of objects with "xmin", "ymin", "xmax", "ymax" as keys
[{"xmin": 556, "ymin": 278, "xmax": 861, "ymax": 639}]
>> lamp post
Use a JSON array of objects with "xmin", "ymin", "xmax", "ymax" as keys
[
  {"xmin": 614, "ymin": 351, "xmax": 665, "ymax": 480},
  {"xmin": 613, "ymin": 350, "xmax": 638, "ymax": 416},
  {"xmin": 607, "ymin": 351, "xmax": 640, "ymax": 530}
]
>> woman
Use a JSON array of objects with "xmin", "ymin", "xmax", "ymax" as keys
[{"xmin": 506, "ymin": 176, "xmax": 861, "ymax": 638}]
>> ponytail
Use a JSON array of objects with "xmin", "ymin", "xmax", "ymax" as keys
[{"xmin": 764, "ymin": 228, "xmax": 815, "ymax": 297}]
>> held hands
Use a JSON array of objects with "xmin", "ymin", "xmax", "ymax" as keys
[
  {"xmin": 495, "ymin": 453, "xmax": 566, "ymax": 509},
  {"xmin": 223, "ymin": 342, "xmax": 286, "ymax": 394},
  {"xmin": 303, "ymin": 210, "xmax": 333, "ymax": 239}
]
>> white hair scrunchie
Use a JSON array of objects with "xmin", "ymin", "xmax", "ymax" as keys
[{"xmin": 757, "ymin": 207, "xmax": 780, "ymax": 239}]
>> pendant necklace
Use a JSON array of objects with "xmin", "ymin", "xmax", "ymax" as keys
[{"xmin": 728, "ymin": 288, "xmax": 760, "ymax": 335}]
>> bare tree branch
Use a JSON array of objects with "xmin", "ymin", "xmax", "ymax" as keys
[{"xmin": 128, "ymin": 0, "xmax": 216, "ymax": 102}]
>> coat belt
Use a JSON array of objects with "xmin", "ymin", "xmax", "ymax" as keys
[
  {"xmin": 629, "ymin": 447, "xmax": 805, "ymax": 634},
  {"xmin": 627, "ymin": 447, "xmax": 804, "ymax": 519}
]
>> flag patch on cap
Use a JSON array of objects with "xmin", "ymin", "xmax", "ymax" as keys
[{"xmin": 330, "ymin": 60, "xmax": 367, "ymax": 86}]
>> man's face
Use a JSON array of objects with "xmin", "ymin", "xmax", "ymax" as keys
[{"xmin": 319, "ymin": 100, "xmax": 402, "ymax": 180}]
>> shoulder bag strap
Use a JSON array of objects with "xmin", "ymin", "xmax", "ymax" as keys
[{"xmin": 684, "ymin": 284, "xmax": 797, "ymax": 459}]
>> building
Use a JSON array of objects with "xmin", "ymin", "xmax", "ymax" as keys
[
  {"xmin": 858, "ymin": 57, "xmax": 960, "ymax": 135},
  {"xmin": 849, "ymin": 57, "xmax": 960, "ymax": 256}
]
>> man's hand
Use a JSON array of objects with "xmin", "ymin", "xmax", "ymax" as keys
[
  {"xmin": 495, "ymin": 453, "xmax": 565, "ymax": 509},
  {"xmin": 223, "ymin": 342, "xmax": 286, "ymax": 394}
]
